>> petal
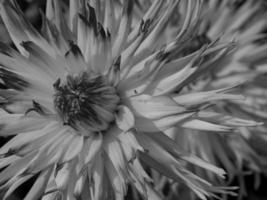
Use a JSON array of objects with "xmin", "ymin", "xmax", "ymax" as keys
[
  {"xmin": 134, "ymin": 0, "xmax": 179, "ymax": 59},
  {"xmin": 41, "ymin": 15, "xmax": 69, "ymax": 53},
  {"xmin": 126, "ymin": 0, "xmax": 164, "ymax": 45},
  {"xmin": 153, "ymin": 112, "xmax": 196, "ymax": 131},
  {"xmin": 115, "ymin": 105, "xmax": 135, "ymax": 131},
  {"xmin": 104, "ymin": 155, "xmax": 126, "ymax": 200},
  {"xmin": 24, "ymin": 166, "xmax": 53, "ymax": 200},
  {"xmin": 3, "ymin": 174, "xmax": 33, "ymax": 200},
  {"xmin": 120, "ymin": 20, "xmax": 149, "ymax": 68},
  {"xmin": 112, "ymin": 0, "xmax": 133, "ymax": 58},
  {"xmin": 118, "ymin": 130, "xmax": 143, "ymax": 162},
  {"xmin": 0, "ymin": 151, "xmax": 36, "ymax": 185},
  {"xmin": 65, "ymin": 42, "xmax": 88, "ymax": 74},
  {"xmin": 147, "ymin": 61, "xmax": 198, "ymax": 96},
  {"xmin": 0, "ymin": 155, "xmax": 19, "ymax": 169},
  {"xmin": 119, "ymin": 53, "xmax": 164, "ymax": 97},
  {"xmin": 172, "ymin": 84, "xmax": 244, "ymax": 107},
  {"xmin": 0, "ymin": 111, "xmax": 48, "ymax": 136},
  {"xmin": 61, "ymin": 134, "xmax": 84, "ymax": 162},
  {"xmin": 80, "ymin": 133, "xmax": 103, "ymax": 170},
  {"xmin": 69, "ymin": 0, "xmax": 79, "ymax": 31},
  {"xmin": 89, "ymin": 154, "xmax": 104, "ymax": 200},
  {"xmin": 74, "ymin": 174, "xmax": 86, "ymax": 198},
  {"xmin": 146, "ymin": 184, "xmax": 163, "ymax": 200},
  {"xmin": 145, "ymin": 131, "xmax": 226, "ymax": 178},
  {"xmin": 0, "ymin": 121, "xmax": 58, "ymax": 155},
  {"xmin": 103, "ymin": 127, "xmax": 127, "ymax": 180},
  {"xmin": 197, "ymin": 112, "xmax": 263, "ymax": 127},
  {"xmin": 0, "ymin": 0, "xmax": 53, "ymax": 56},
  {"xmin": 55, "ymin": 161, "xmax": 75, "ymax": 189},
  {"xmin": 21, "ymin": 41, "xmax": 65, "ymax": 79},
  {"xmin": 135, "ymin": 117, "xmax": 159, "ymax": 132},
  {"xmin": 128, "ymin": 94, "xmax": 186, "ymax": 119},
  {"xmin": 26, "ymin": 128, "xmax": 70, "ymax": 173},
  {"xmin": 103, "ymin": 0, "xmax": 116, "ymax": 35},
  {"xmin": 78, "ymin": 4, "xmax": 97, "ymax": 55},
  {"xmin": 0, "ymin": 0, "xmax": 28, "ymax": 55},
  {"xmin": 0, "ymin": 50, "xmax": 54, "ymax": 90},
  {"xmin": 181, "ymin": 119, "xmax": 234, "ymax": 132},
  {"xmin": 17, "ymin": 124, "xmax": 64, "ymax": 156},
  {"xmin": 137, "ymin": 133, "xmax": 217, "ymax": 199}
]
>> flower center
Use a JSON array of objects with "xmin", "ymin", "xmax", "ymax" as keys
[{"xmin": 53, "ymin": 72, "xmax": 119, "ymax": 131}]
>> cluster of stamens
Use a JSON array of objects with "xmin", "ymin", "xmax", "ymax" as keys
[{"xmin": 53, "ymin": 72, "xmax": 119, "ymax": 132}]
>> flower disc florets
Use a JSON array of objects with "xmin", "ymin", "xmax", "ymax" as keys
[{"xmin": 53, "ymin": 72, "xmax": 119, "ymax": 131}]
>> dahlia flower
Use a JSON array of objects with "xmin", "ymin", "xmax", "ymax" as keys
[
  {"xmin": 135, "ymin": 0, "xmax": 267, "ymax": 199},
  {"xmin": 0, "ymin": 0, "xmax": 262, "ymax": 200}
]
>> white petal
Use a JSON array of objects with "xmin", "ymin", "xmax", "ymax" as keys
[
  {"xmin": 0, "ymin": 111, "xmax": 48, "ymax": 136},
  {"xmin": 154, "ymin": 112, "xmax": 196, "ymax": 131},
  {"xmin": 103, "ymin": 127, "xmax": 127, "ymax": 179},
  {"xmin": 128, "ymin": 94, "xmax": 186, "ymax": 119},
  {"xmin": 181, "ymin": 119, "xmax": 234, "ymax": 132},
  {"xmin": 115, "ymin": 105, "xmax": 135, "ymax": 131},
  {"xmin": 197, "ymin": 112, "xmax": 263, "ymax": 127},
  {"xmin": 0, "ymin": 151, "xmax": 36, "ymax": 185},
  {"xmin": 0, "ymin": 121, "xmax": 58, "ymax": 155},
  {"xmin": 0, "ymin": 0, "xmax": 53, "ymax": 56},
  {"xmin": 89, "ymin": 154, "xmax": 104, "ymax": 200},
  {"xmin": 135, "ymin": 117, "xmax": 159, "ymax": 132},
  {"xmin": 172, "ymin": 84, "xmax": 244, "ymax": 107},
  {"xmin": 55, "ymin": 161, "xmax": 75, "ymax": 189},
  {"xmin": 147, "ymin": 62, "xmax": 198, "ymax": 96},
  {"xmin": 145, "ymin": 131, "xmax": 226, "ymax": 178},
  {"xmin": 74, "ymin": 175, "xmax": 86, "ymax": 198},
  {"xmin": 134, "ymin": 0, "xmax": 179, "ymax": 58},
  {"xmin": 82, "ymin": 133, "xmax": 103, "ymax": 167},
  {"xmin": 69, "ymin": 0, "xmax": 79, "ymax": 31},
  {"xmin": 61, "ymin": 134, "xmax": 83, "ymax": 162},
  {"xmin": 112, "ymin": 0, "xmax": 133, "ymax": 58},
  {"xmin": 104, "ymin": 156, "xmax": 126, "ymax": 200},
  {"xmin": 118, "ymin": 130, "xmax": 143, "ymax": 162}
]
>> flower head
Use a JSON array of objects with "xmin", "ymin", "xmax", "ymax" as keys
[{"xmin": 0, "ymin": 0, "xmax": 263, "ymax": 200}]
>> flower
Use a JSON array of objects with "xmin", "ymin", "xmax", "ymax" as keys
[
  {"xmin": 0, "ymin": 0, "xmax": 263, "ymax": 200},
  {"xmin": 135, "ymin": 0, "xmax": 267, "ymax": 199}
]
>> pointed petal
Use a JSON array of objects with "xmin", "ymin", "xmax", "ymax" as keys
[
  {"xmin": 0, "ymin": 111, "xmax": 48, "ymax": 136},
  {"xmin": 112, "ymin": 0, "xmax": 133, "ymax": 57},
  {"xmin": 104, "ymin": 155, "xmax": 126, "ymax": 200},
  {"xmin": 0, "ymin": 151, "xmax": 36, "ymax": 185},
  {"xmin": 172, "ymin": 84, "xmax": 244, "ymax": 107},
  {"xmin": 0, "ymin": 0, "xmax": 53, "ymax": 55},
  {"xmin": 89, "ymin": 154, "xmax": 104, "ymax": 200},
  {"xmin": 128, "ymin": 94, "xmax": 186, "ymax": 119},
  {"xmin": 103, "ymin": 127, "xmax": 127, "ymax": 179},
  {"xmin": 55, "ymin": 161, "xmax": 75, "ymax": 189},
  {"xmin": 65, "ymin": 42, "xmax": 88, "ymax": 74},
  {"xmin": 181, "ymin": 119, "xmax": 234, "ymax": 132},
  {"xmin": 3, "ymin": 174, "xmax": 33, "ymax": 200},
  {"xmin": 0, "ymin": 121, "xmax": 58, "ymax": 155},
  {"xmin": 82, "ymin": 133, "xmax": 103, "ymax": 168},
  {"xmin": 147, "ymin": 60, "xmax": 198, "ymax": 96},
  {"xmin": 145, "ymin": 131, "xmax": 226, "ymax": 178},
  {"xmin": 61, "ymin": 135, "xmax": 83, "ymax": 162},
  {"xmin": 154, "ymin": 112, "xmax": 196, "ymax": 131}
]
